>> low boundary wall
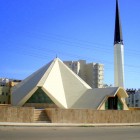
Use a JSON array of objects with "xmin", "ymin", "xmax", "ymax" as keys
[
  {"xmin": 0, "ymin": 106, "xmax": 34, "ymax": 123},
  {"xmin": 46, "ymin": 108, "xmax": 140, "ymax": 123},
  {"xmin": 129, "ymin": 107, "xmax": 140, "ymax": 110},
  {"xmin": 24, "ymin": 103, "xmax": 57, "ymax": 109},
  {"xmin": 1, "ymin": 107, "xmax": 140, "ymax": 123}
]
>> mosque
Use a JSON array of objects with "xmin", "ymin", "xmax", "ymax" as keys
[{"xmin": 11, "ymin": 0, "xmax": 128, "ymax": 110}]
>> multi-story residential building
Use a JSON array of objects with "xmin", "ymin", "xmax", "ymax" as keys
[
  {"xmin": 0, "ymin": 78, "xmax": 10, "ymax": 86},
  {"xmin": 126, "ymin": 89, "xmax": 140, "ymax": 107},
  {"xmin": 0, "ymin": 78, "xmax": 10, "ymax": 104},
  {"xmin": 63, "ymin": 60, "xmax": 104, "ymax": 88},
  {"xmin": 0, "ymin": 84, "xmax": 10, "ymax": 104},
  {"xmin": 0, "ymin": 78, "xmax": 21, "ymax": 104},
  {"xmin": 135, "ymin": 92, "xmax": 140, "ymax": 107}
]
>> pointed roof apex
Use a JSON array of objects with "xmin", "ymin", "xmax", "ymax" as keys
[
  {"xmin": 114, "ymin": 0, "xmax": 123, "ymax": 45},
  {"xmin": 54, "ymin": 57, "xmax": 62, "ymax": 62}
]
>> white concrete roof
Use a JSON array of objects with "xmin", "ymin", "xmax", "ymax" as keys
[
  {"xmin": 11, "ymin": 58, "xmax": 91, "ymax": 108},
  {"xmin": 71, "ymin": 87, "xmax": 128, "ymax": 109}
]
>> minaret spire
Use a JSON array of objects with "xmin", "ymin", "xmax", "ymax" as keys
[
  {"xmin": 114, "ymin": 0, "xmax": 123, "ymax": 45},
  {"xmin": 114, "ymin": 0, "xmax": 125, "ymax": 88}
]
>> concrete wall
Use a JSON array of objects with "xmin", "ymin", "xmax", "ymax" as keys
[
  {"xmin": 114, "ymin": 44, "xmax": 124, "ymax": 87},
  {"xmin": 0, "ymin": 106, "xmax": 34, "ymax": 122},
  {"xmin": 129, "ymin": 107, "xmax": 140, "ymax": 110},
  {"xmin": 46, "ymin": 108, "xmax": 140, "ymax": 123}
]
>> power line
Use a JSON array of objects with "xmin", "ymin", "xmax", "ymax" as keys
[{"xmin": 2, "ymin": 32, "xmax": 140, "ymax": 73}]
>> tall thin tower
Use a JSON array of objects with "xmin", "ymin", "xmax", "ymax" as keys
[{"xmin": 114, "ymin": 0, "xmax": 124, "ymax": 87}]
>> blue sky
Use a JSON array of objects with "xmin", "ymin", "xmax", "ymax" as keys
[{"xmin": 0, "ymin": 0, "xmax": 140, "ymax": 89}]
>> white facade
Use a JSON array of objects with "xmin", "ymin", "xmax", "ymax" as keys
[
  {"xmin": 114, "ymin": 44, "xmax": 124, "ymax": 87},
  {"xmin": 62, "ymin": 61, "xmax": 80, "ymax": 75},
  {"xmin": 135, "ymin": 92, "xmax": 140, "ymax": 107},
  {"xmin": 0, "ymin": 78, "xmax": 10, "ymax": 86},
  {"xmin": 63, "ymin": 60, "xmax": 104, "ymax": 88},
  {"xmin": 126, "ymin": 89, "xmax": 140, "ymax": 107}
]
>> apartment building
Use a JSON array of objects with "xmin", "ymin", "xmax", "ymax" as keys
[
  {"xmin": 0, "ymin": 78, "xmax": 21, "ymax": 104},
  {"xmin": 63, "ymin": 60, "xmax": 104, "ymax": 88},
  {"xmin": 0, "ymin": 78, "xmax": 10, "ymax": 86},
  {"xmin": 126, "ymin": 89, "xmax": 140, "ymax": 107},
  {"xmin": 0, "ymin": 85, "xmax": 10, "ymax": 104}
]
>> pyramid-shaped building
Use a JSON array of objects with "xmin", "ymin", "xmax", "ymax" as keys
[{"xmin": 11, "ymin": 58, "xmax": 91, "ymax": 108}]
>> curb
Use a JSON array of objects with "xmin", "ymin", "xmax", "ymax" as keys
[{"xmin": 0, "ymin": 122, "xmax": 140, "ymax": 127}]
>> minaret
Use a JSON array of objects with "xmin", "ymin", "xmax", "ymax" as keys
[{"xmin": 114, "ymin": 0, "xmax": 124, "ymax": 87}]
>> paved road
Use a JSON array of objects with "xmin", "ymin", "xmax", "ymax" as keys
[{"xmin": 0, "ymin": 126, "xmax": 140, "ymax": 140}]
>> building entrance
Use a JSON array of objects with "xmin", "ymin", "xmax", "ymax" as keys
[
  {"xmin": 105, "ymin": 95, "xmax": 123, "ymax": 110},
  {"xmin": 108, "ymin": 96, "xmax": 118, "ymax": 110}
]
